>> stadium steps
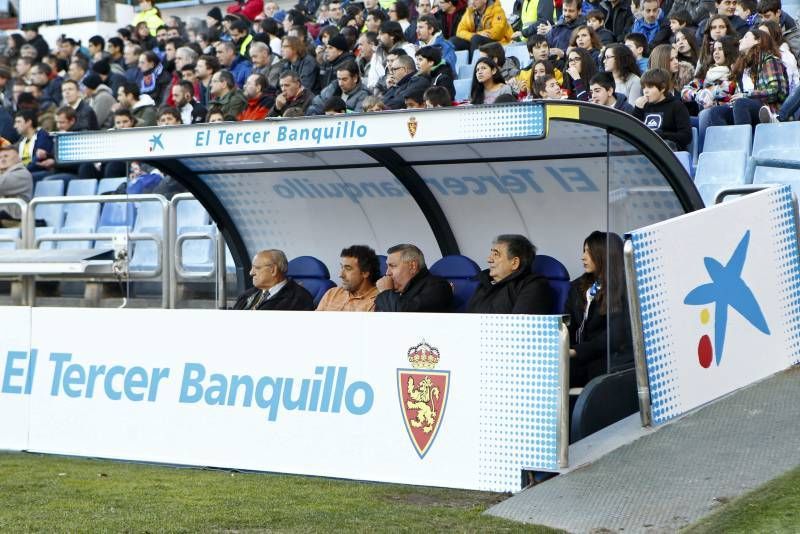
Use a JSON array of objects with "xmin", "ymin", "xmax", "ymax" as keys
[{"xmin": 486, "ymin": 366, "xmax": 800, "ymax": 532}]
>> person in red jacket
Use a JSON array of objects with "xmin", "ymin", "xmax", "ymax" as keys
[
  {"xmin": 238, "ymin": 73, "xmax": 272, "ymax": 120},
  {"xmin": 227, "ymin": 0, "xmax": 264, "ymax": 22}
]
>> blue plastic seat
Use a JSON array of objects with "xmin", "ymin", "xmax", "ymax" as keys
[
  {"xmin": 377, "ymin": 254, "xmax": 387, "ymax": 277},
  {"xmin": 178, "ymin": 225, "xmax": 216, "ymax": 273},
  {"xmin": 457, "ymin": 63, "xmax": 474, "ymax": 80},
  {"xmin": 453, "ymin": 78, "xmax": 471, "ymax": 101},
  {"xmin": 0, "ymin": 227, "xmax": 19, "ymax": 250},
  {"xmin": 702, "ymin": 125, "xmax": 752, "ymax": 154},
  {"xmin": 752, "ymin": 123, "xmax": 800, "ymax": 160},
  {"xmin": 58, "ymin": 199, "xmax": 99, "ymax": 250},
  {"xmin": 287, "ymin": 255, "xmax": 336, "ymax": 306},
  {"xmin": 66, "ymin": 178, "xmax": 98, "ymax": 196},
  {"xmin": 504, "ymin": 45, "xmax": 530, "ymax": 68},
  {"xmin": 454, "ymin": 50, "xmax": 469, "ymax": 70},
  {"xmin": 428, "ymin": 254, "xmax": 481, "ymax": 312},
  {"xmin": 177, "ymin": 199, "xmax": 210, "ymax": 228},
  {"xmin": 35, "ymin": 227, "xmax": 56, "ymax": 250},
  {"xmin": 33, "ymin": 180, "xmax": 64, "ymax": 229},
  {"xmin": 57, "ymin": 226, "xmax": 95, "ymax": 250},
  {"xmin": 753, "ymin": 166, "xmax": 800, "ymax": 197},
  {"xmin": 531, "ymin": 254, "xmax": 570, "ymax": 314},
  {"xmin": 675, "ymin": 151, "xmax": 692, "ymax": 177},
  {"xmin": 129, "ymin": 226, "xmax": 161, "ymax": 272},
  {"xmin": 97, "ymin": 177, "xmax": 126, "ymax": 194},
  {"xmin": 694, "ymin": 150, "xmax": 748, "ymax": 185}
]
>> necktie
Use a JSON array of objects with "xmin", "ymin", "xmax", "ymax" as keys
[{"xmin": 250, "ymin": 290, "xmax": 266, "ymax": 310}]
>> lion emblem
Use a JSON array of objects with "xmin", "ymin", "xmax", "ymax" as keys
[
  {"xmin": 407, "ymin": 116, "xmax": 418, "ymax": 138},
  {"xmin": 406, "ymin": 375, "xmax": 439, "ymax": 433}
]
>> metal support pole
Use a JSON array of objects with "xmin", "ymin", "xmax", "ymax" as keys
[
  {"xmin": 216, "ymin": 227, "xmax": 227, "ymax": 309},
  {"xmin": 558, "ymin": 318, "xmax": 570, "ymax": 468},
  {"xmin": 623, "ymin": 238, "xmax": 652, "ymax": 427}
]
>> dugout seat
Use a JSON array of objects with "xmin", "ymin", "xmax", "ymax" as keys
[
  {"xmin": 288, "ymin": 255, "xmax": 336, "ymax": 306},
  {"xmin": 531, "ymin": 254, "xmax": 570, "ymax": 314},
  {"xmin": 428, "ymin": 254, "xmax": 481, "ymax": 312},
  {"xmin": 570, "ymin": 368, "xmax": 638, "ymax": 443}
]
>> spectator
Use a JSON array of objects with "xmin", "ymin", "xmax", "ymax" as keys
[
  {"xmin": 516, "ymin": 35, "xmax": 563, "ymax": 95},
  {"xmin": 534, "ymin": 73, "xmax": 565, "ymax": 98},
  {"xmin": 92, "ymin": 59, "xmax": 127, "ymax": 97},
  {"xmin": 357, "ymin": 32, "xmax": 377, "ymax": 84},
  {"xmin": 207, "ymin": 106, "xmax": 227, "ymax": 122},
  {"xmin": 23, "ymin": 25, "xmax": 50, "ymax": 61},
  {"xmin": 29, "ymin": 62, "xmax": 62, "ymax": 108},
  {"xmin": 13, "ymin": 109, "xmax": 53, "ymax": 179},
  {"xmin": 374, "ymin": 244, "xmax": 453, "ymax": 312},
  {"xmin": 668, "ymin": 0, "xmax": 715, "ymax": 26},
  {"xmin": 249, "ymin": 41, "xmax": 281, "ymax": 90},
  {"xmin": 648, "ymin": 43, "xmax": 681, "ymax": 90},
  {"xmin": 324, "ymin": 96, "xmax": 347, "ymax": 114},
  {"xmin": 0, "ymin": 146, "xmax": 32, "ymax": 219},
  {"xmin": 602, "ymin": 0, "xmax": 636, "ymax": 43},
  {"xmin": 232, "ymin": 249, "xmax": 314, "ymax": 311},
  {"xmin": 759, "ymin": 20, "xmax": 800, "ymax": 93},
  {"xmin": 318, "ymin": 35, "xmax": 356, "ymax": 91},
  {"xmin": 206, "ymin": 8, "xmax": 224, "ymax": 43},
  {"xmin": 365, "ymin": 8, "xmax": 388, "ymax": 34},
  {"xmin": 137, "ymin": 50, "xmax": 171, "ymax": 105},
  {"xmin": 602, "ymin": 43, "xmax": 642, "ymax": 101},
  {"xmin": 208, "ymin": 70, "xmax": 248, "ymax": 119},
  {"xmin": 415, "ymin": 46, "xmax": 456, "ymax": 101},
  {"xmin": 216, "ymin": 41, "xmax": 252, "ymax": 88},
  {"xmin": 382, "ymin": 55, "xmax": 431, "ymax": 109},
  {"xmin": 226, "ymin": 0, "xmax": 264, "ymax": 22},
  {"xmin": 696, "ymin": 0, "xmax": 748, "ymax": 42},
  {"xmin": 361, "ymin": 95, "xmax": 386, "ymax": 111},
  {"xmin": 470, "ymin": 57, "xmax": 514, "ymax": 104},
  {"xmin": 451, "ymin": 0, "xmax": 513, "ymax": 58},
  {"xmin": 541, "ymin": 0, "xmax": 584, "ymax": 58},
  {"xmin": 404, "ymin": 90, "xmax": 426, "ymax": 108},
  {"xmin": 260, "ymin": 18, "xmax": 283, "ymax": 56},
  {"xmin": 565, "ymin": 231, "xmax": 631, "ymax": 388},
  {"xmin": 389, "ymin": 1, "xmax": 414, "ymax": 40},
  {"xmin": 674, "ymin": 28, "xmax": 700, "ymax": 65},
  {"xmin": 586, "ymin": 10, "xmax": 616, "ymax": 45},
  {"xmin": 307, "ymin": 61, "xmax": 369, "ymax": 115},
  {"xmin": 436, "ymin": 0, "xmax": 467, "ymax": 40},
  {"xmin": 590, "ymin": 71, "xmax": 635, "ymax": 112},
  {"xmin": 317, "ymin": 245, "xmax": 381, "ymax": 311},
  {"xmin": 513, "ymin": 0, "xmax": 556, "ymax": 41},
  {"xmin": 83, "ymin": 73, "xmax": 116, "ymax": 129},
  {"xmin": 268, "ymin": 71, "xmax": 313, "ymax": 117},
  {"xmin": 195, "ymin": 55, "xmax": 221, "ymax": 105},
  {"xmin": 280, "ymin": 36, "xmax": 319, "ymax": 93},
  {"xmin": 107, "ymin": 37, "xmax": 126, "ymax": 72},
  {"xmin": 123, "ymin": 44, "xmax": 143, "ymax": 82},
  {"xmin": 172, "ymin": 80, "xmax": 207, "ymax": 124},
  {"xmin": 16, "ymin": 57, "xmax": 34, "ymax": 84},
  {"xmin": 424, "ymin": 85, "xmax": 453, "ymax": 106},
  {"xmin": 67, "ymin": 56, "xmax": 89, "ymax": 86},
  {"xmin": 632, "ymin": 0, "xmax": 664, "ymax": 44},
  {"xmin": 667, "ymin": 10, "xmax": 692, "ymax": 38},
  {"xmin": 466, "ymin": 234, "xmax": 552, "ymax": 314},
  {"xmin": 156, "ymin": 106, "xmax": 181, "ymax": 125},
  {"xmin": 379, "ymin": 21, "xmax": 417, "ymax": 58},
  {"xmin": 416, "ymin": 15, "xmax": 457, "ymax": 72},
  {"xmin": 563, "ymin": 48, "xmax": 597, "ymax": 100},
  {"xmin": 238, "ymin": 73, "xmax": 272, "ymax": 120},
  {"xmin": 479, "ymin": 41, "xmax": 521, "ymax": 82},
  {"xmin": 624, "ymin": 32, "xmax": 650, "ymax": 72},
  {"xmin": 681, "ymin": 35, "xmax": 738, "ymax": 110},
  {"xmin": 132, "ymin": 0, "xmax": 165, "ymax": 37},
  {"xmin": 61, "ymin": 79, "xmax": 99, "ymax": 131},
  {"xmin": 633, "ymin": 68, "xmax": 692, "ymax": 150},
  {"xmin": 117, "ymin": 80, "xmax": 158, "ymax": 126},
  {"xmin": 87, "ymin": 35, "xmax": 107, "ymax": 65},
  {"xmin": 757, "ymin": 0, "xmax": 800, "ymax": 61}
]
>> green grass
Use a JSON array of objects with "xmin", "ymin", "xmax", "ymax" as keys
[
  {"xmin": 0, "ymin": 452, "xmax": 558, "ymax": 533},
  {"xmin": 685, "ymin": 464, "xmax": 800, "ymax": 533}
]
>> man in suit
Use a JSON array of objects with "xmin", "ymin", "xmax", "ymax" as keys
[
  {"xmin": 374, "ymin": 243, "xmax": 453, "ymax": 312},
  {"xmin": 233, "ymin": 249, "xmax": 314, "ymax": 311}
]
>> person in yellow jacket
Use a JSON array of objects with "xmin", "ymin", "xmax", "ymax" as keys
[
  {"xmin": 132, "ymin": 0, "xmax": 165, "ymax": 37},
  {"xmin": 450, "ymin": 0, "xmax": 513, "ymax": 59}
]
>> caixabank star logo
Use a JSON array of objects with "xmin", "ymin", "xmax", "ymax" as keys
[
  {"xmin": 684, "ymin": 230, "xmax": 770, "ymax": 368},
  {"xmin": 397, "ymin": 342, "xmax": 449, "ymax": 459}
]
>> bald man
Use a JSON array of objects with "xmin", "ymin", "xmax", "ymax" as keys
[{"xmin": 232, "ymin": 249, "xmax": 314, "ymax": 311}]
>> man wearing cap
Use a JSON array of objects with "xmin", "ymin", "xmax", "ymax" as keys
[
  {"xmin": 215, "ymin": 41, "xmax": 252, "ymax": 88},
  {"xmin": 82, "ymin": 73, "xmax": 116, "ymax": 129},
  {"xmin": 92, "ymin": 58, "xmax": 126, "ymax": 96},
  {"xmin": 23, "ymin": 25, "xmax": 49, "ymax": 62},
  {"xmin": 317, "ymin": 34, "xmax": 355, "ymax": 91},
  {"xmin": 206, "ymin": 7, "xmax": 225, "ymax": 42}
]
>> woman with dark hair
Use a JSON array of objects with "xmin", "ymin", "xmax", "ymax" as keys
[
  {"xmin": 133, "ymin": 21, "xmax": 157, "ymax": 50},
  {"xmin": 563, "ymin": 48, "xmax": 597, "ymax": 101},
  {"xmin": 569, "ymin": 25, "xmax": 603, "ymax": 67},
  {"xmin": 602, "ymin": 43, "xmax": 641, "ymax": 101},
  {"xmin": 673, "ymin": 28, "xmax": 699, "ymax": 66},
  {"xmin": 696, "ymin": 15, "xmax": 734, "ymax": 78},
  {"xmin": 5, "ymin": 33, "xmax": 24, "ymax": 61},
  {"xmin": 682, "ymin": 35, "xmax": 738, "ymax": 110},
  {"xmin": 758, "ymin": 20, "xmax": 799, "ymax": 93},
  {"xmin": 470, "ymin": 57, "xmax": 513, "ymax": 104},
  {"xmin": 701, "ymin": 29, "xmax": 788, "ymax": 130},
  {"xmin": 566, "ymin": 231, "xmax": 631, "ymax": 388}
]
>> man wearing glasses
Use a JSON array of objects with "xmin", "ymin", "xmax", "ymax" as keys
[
  {"xmin": 381, "ymin": 55, "xmax": 431, "ymax": 109},
  {"xmin": 233, "ymin": 250, "xmax": 315, "ymax": 311}
]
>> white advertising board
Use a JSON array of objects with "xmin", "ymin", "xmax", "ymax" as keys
[
  {"xmin": 1, "ymin": 307, "xmax": 564, "ymax": 492},
  {"xmin": 629, "ymin": 185, "xmax": 800, "ymax": 424},
  {"xmin": 0, "ymin": 306, "xmax": 32, "ymax": 450}
]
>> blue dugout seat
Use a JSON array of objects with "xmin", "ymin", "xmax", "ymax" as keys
[
  {"xmin": 531, "ymin": 254, "xmax": 570, "ymax": 315},
  {"xmin": 570, "ymin": 368, "xmax": 638, "ymax": 443},
  {"xmin": 703, "ymin": 125, "xmax": 752, "ymax": 155},
  {"xmin": 178, "ymin": 225, "xmax": 216, "ymax": 273},
  {"xmin": 377, "ymin": 254, "xmax": 387, "ymax": 276},
  {"xmin": 429, "ymin": 254, "xmax": 481, "ymax": 312},
  {"xmin": 288, "ymin": 255, "xmax": 336, "ymax": 306}
]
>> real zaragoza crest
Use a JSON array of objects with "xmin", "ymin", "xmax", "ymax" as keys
[
  {"xmin": 397, "ymin": 341, "xmax": 449, "ymax": 459},
  {"xmin": 407, "ymin": 116, "xmax": 418, "ymax": 138}
]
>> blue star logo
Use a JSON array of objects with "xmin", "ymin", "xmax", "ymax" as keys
[
  {"xmin": 148, "ymin": 133, "xmax": 164, "ymax": 151},
  {"xmin": 684, "ymin": 230, "xmax": 770, "ymax": 365}
]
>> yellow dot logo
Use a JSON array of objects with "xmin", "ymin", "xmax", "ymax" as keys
[{"xmin": 700, "ymin": 308, "xmax": 710, "ymax": 325}]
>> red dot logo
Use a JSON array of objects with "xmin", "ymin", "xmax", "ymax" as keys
[{"xmin": 698, "ymin": 335, "xmax": 713, "ymax": 368}]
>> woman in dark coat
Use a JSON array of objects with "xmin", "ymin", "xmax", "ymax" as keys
[{"xmin": 565, "ymin": 231, "xmax": 632, "ymax": 388}]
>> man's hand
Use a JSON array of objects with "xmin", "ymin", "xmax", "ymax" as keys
[
  {"xmin": 537, "ymin": 21, "xmax": 552, "ymax": 35},
  {"xmin": 376, "ymin": 275, "xmax": 395, "ymax": 292},
  {"xmin": 274, "ymin": 93, "xmax": 287, "ymax": 109}
]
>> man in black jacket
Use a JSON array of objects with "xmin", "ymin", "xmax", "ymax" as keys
[
  {"xmin": 382, "ymin": 55, "xmax": 432, "ymax": 109},
  {"xmin": 466, "ymin": 234, "xmax": 552, "ymax": 314},
  {"xmin": 233, "ymin": 249, "xmax": 314, "ymax": 311},
  {"xmin": 375, "ymin": 244, "xmax": 453, "ymax": 312}
]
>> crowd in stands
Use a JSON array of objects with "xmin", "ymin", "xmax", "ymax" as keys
[
  {"xmin": 237, "ymin": 234, "xmax": 630, "ymax": 387},
  {"xmin": 0, "ymin": 0, "xmax": 797, "ymax": 197}
]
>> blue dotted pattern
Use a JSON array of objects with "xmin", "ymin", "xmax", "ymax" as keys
[
  {"xmin": 768, "ymin": 185, "xmax": 800, "ymax": 365},
  {"xmin": 630, "ymin": 230, "xmax": 679, "ymax": 424},
  {"xmin": 610, "ymin": 155, "xmax": 684, "ymax": 233},
  {"xmin": 58, "ymin": 133, "xmax": 116, "ymax": 162},
  {"xmin": 462, "ymin": 105, "xmax": 544, "ymax": 139},
  {"xmin": 478, "ymin": 315, "xmax": 562, "ymax": 492}
]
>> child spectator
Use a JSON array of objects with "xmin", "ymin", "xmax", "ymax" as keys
[
  {"xmin": 323, "ymin": 96, "xmax": 347, "ymax": 114},
  {"xmin": 563, "ymin": 48, "xmax": 597, "ymax": 100},
  {"xmin": 632, "ymin": 0, "xmax": 664, "ymax": 44},
  {"xmin": 674, "ymin": 28, "xmax": 699, "ymax": 65},
  {"xmin": 515, "ymin": 35, "xmax": 563, "ymax": 95},
  {"xmin": 633, "ymin": 68, "xmax": 692, "ymax": 150},
  {"xmin": 470, "ymin": 57, "xmax": 514, "ymax": 104},
  {"xmin": 423, "ymin": 85, "xmax": 453, "ymax": 107},
  {"xmin": 602, "ymin": 43, "xmax": 642, "ymax": 101},
  {"xmin": 590, "ymin": 72, "xmax": 636, "ymax": 112},
  {"xmin": 625, "ymin": 33, "xmax": 650, "ymax": 73},
  {"xmin": 534, "ymin": 73, "xmax": 565, "ymax": 99},
  {"xmin": 667, "ymin": 9, "xmax": 692, "ymax": 35},
  {"xmin": 568, "ymin": 25, "xmax": 603, "ymax": 67},
  {"xmin": 735, "ymin": 0, "xmax": 759, "ymax": 28},
  {"xmin": 586, "ymin": 10, "xmax": 616, "ymax": 45},
  {"xmin": 681, "ymin": 37, "xmax": 737, "ymax": 109}
]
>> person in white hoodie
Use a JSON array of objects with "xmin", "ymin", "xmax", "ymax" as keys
[
  {"xmin": 115, "ymin": 80, "xmax": 157, "ymax": 126},
  {"xmin": 82, "ymin": 73, "xmax": 116, "ymax": 129}
]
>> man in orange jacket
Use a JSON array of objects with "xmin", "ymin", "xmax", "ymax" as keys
[
  {"xmin": 238, "ymin": 73, "xmax": 272, "ymax": 120},
  {"xmin": 449, "ymin": 0, "xmax": 513, "ymax": 60}
]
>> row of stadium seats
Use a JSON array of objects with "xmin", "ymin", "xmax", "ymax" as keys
[{"xmin": 289, "ymin": 253, "xmax": 571, "ymax": 312}]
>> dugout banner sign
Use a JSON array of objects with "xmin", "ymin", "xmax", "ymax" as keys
[
  {"xmin": 628, "ymin": 185, "xmax": 800, "ymax": 425},
  {"xmin": 0, "ymin": 308, "xmax": 564, "ymax": 492}
]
